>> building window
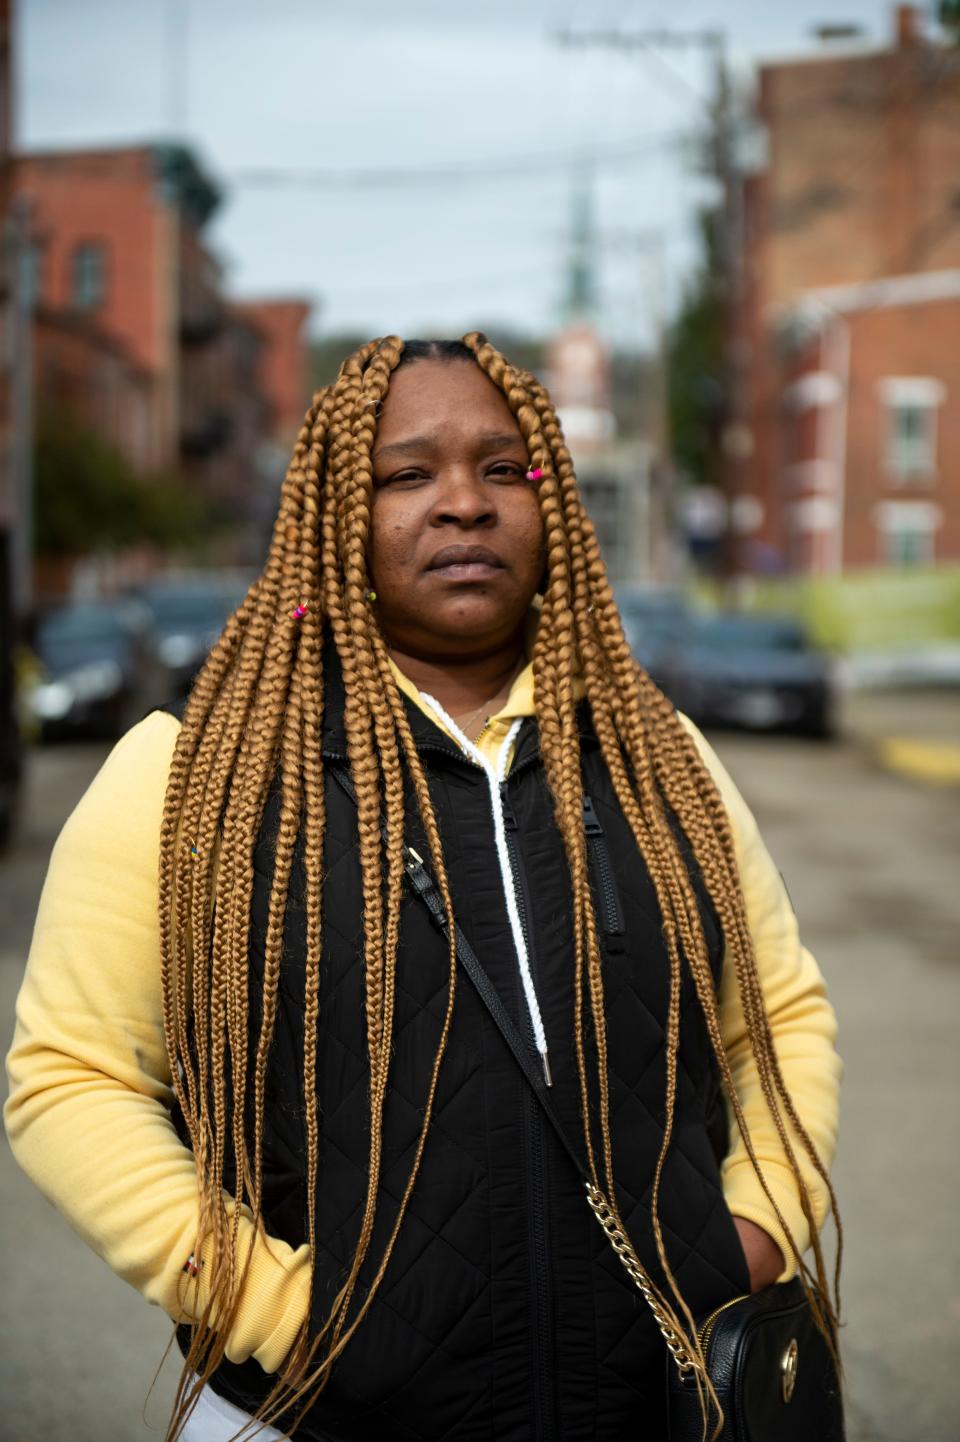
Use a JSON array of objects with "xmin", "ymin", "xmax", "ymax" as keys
[
  {"xmin": 874, "ymin": 501, "xmax": 941, "ymax": 568},
  {"xmin": 877, "ymin": 377, "xmax": 945, "ymax": 483},
  {"xmin": 887, "ymin": 403, "xmax": 935, "ymax": 479},
  {"xmin": 70, "ymin": 241, "xmax": 107, "ymax": 310}
]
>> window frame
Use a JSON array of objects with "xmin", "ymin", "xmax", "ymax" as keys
[
  {"xmin": 69, "ymin": 239, "xmax": 109, "ymax": 312},
  {"xmin": 877, "ymin": 376, "xmax": 945, "ymax": 486},
  {"xmin": 873, "ymin": 500, "xmax": 941, "ymax": 568}
]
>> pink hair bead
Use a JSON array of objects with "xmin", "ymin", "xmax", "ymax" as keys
[
  {"xmin": 526, "ymin": 467, "xmax": 543, "ymax": 481},
  {"xmin": 291, "ymin": 602, "xmax": 309, "ymax": 619}
]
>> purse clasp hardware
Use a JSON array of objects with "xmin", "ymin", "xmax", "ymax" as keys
[{"xmin": 781, "ymin": 1337, "xmax": 799, "ymax": 1403}]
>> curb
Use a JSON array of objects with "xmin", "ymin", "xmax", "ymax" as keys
[{"xmin": 873, "ymin": 737, "xmax": 960, "ymax": 787}]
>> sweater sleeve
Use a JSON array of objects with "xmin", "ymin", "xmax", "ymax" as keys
[
  {"xmin": 681, "ymin": 717, "xmax": 841, "ymax": 1279},
  {"xmin": 3, "ymin": 711, "xmax": 311, "ymax": 1372}
]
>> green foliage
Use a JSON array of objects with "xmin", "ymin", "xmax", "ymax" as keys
[
  {"xmin": 134, "ymin": 470, "xmax": 211, "ymax": 550},
  {"xmin": 667, "ymin": 209, "xmax": 726, "ymax": 486},
  {"xmin": 702, "ymin": 567, "xmax": 960, "ymax": 651},
  {"xmin": 940, "ymin": 1, "xmax": 960, "ymax": 40},
  {"xmin": 310, "ymin": 333, "xmax": 371, "ymax": 390},
  {"xmin": 33, "ymin": 415, "xmax": 212, "ymax": 558}
]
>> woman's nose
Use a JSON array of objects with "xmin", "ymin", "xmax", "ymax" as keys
[{"xmin": 431, "ymin": 470, "xmax": 495, "ymax": 527}]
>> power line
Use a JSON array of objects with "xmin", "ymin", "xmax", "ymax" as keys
[
  {"xmin": 230, "ymin": 133, "xmax": 688, "ymax": 190},
  {"xmin": 554, "ymin": 27, "xmax": 719, "ymax": 108},
  {"xmin": 321, "ymin": 262, "xmax": 564, "ymax": 302}
]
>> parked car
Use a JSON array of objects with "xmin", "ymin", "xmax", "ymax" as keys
[
  {"xmin": 615, "ymin": 587, "xmax": 691, "ymax": 695},
  {"xmin": 26, "ymin": 599, "xmax": 161, "ymax": 740},
  {"xmin": 669, "ymin": 613, "xmax": 837, "ymax": 738},
  {"xmin": 130, "ymin": 572, "xmax": 252, "ymax": 698}
]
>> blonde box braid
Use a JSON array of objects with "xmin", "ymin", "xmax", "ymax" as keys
[
  {"xmin": 159, "ymin": 334, "xmax": 841, "ymax": 1441},
  {"xmin": 463, "ymin": 335, "xmax": 722, "ymax": 1407}
]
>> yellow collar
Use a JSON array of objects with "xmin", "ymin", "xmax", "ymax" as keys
[{"xmin": 388, "ymin": 609, "xmax": 585, "ymax": 766}]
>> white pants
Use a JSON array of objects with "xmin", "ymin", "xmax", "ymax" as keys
[{"xmin": 180, "ymin": 1382, "xmax": 287, "ymax": 1441}]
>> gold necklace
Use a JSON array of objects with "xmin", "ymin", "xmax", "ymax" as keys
[
  {"xmin": 439, "ymin": 654, "xmax": 526, "ymax": 745},
  {"xmin": 452, "ymin": 676, "xmax": 517, "ymax": 744},
  {"xmin": 455, "ymin": 699, "xmax": 498, "ymax": 744}
]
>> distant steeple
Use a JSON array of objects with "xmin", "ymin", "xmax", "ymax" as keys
[{"xmin": 564, "ymin": 165, "xmax": 597, "ymax": 321}]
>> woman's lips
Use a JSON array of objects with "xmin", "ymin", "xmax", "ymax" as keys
[
  {"xmin": 426, "ymin": 546, "xmax": 504, "ymax": 580},
  {"xmin": 429, "ymin": 560, "xmax": 503, "ymax": 581}
]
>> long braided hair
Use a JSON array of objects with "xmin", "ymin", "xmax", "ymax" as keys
[{"xmin": 159, "ymin": 334, "xmax": 841, "ymax": 1439}]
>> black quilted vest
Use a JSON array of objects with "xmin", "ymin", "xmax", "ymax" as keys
[{"xmin": 168, "ymin": 654, "xmax": 749, "ymax": 1441}]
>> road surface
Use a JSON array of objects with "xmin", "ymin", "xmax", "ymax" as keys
[{"xmin": 1, "ymin": 693, "xmax": 957, "ymax": 1440}]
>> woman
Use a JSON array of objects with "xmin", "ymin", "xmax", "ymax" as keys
[{"xmin": 5, "ymin": 335, "xmax": 841, "ymax": 1441}]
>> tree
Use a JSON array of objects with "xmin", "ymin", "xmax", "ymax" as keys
[
  {"xmin": 33, "ymin": 415, "xmax": 211, "ymax": 558},
  {"xmin": 667, "ymin": 208, "xmax": 726, "ymax": 488}
]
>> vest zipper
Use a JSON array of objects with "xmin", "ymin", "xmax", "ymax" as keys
[
  {"xmin": 582, "ymin": 794, "xmax": 625, "ymax": 936},
  {"xmin": 502, "ymin": 784, "xmax": 559, "ymax": 1442}
]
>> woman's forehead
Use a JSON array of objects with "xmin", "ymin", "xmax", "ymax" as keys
[{"xmin": 376, "ymin": 359, "xmax": 521, "ymax": 449}]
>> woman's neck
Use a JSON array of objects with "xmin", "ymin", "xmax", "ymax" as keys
[{"xmin": 387, "ymin": 638, "xmax": 527, "ymax": 733}]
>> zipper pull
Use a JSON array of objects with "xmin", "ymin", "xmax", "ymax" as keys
[
  {"xmin": 582, "ymin": 793, "xmax": 603, "ymax": 836},
  {"xmin": 500, "ymin": 785, "xmax": 518, "ymax": 831}
]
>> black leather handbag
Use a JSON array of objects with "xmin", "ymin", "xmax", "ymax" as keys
[
  {"xmin": 330, "ymin": 765, "xmax": 846, "ymax": 1442},
  {"xmin": 667, "ymin": 1277, "xmax": 845, "ymax": 1441}
]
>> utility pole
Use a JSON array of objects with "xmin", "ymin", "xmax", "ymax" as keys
[
  {"xmin": 1, "ymin": 0, "xmax": 34, "ymax": 620},
  {"xmin": 0, "ymin": 0, "xmax": 22, "ymax": 848},
  {"xmin": 0, "ymin": 0, "xmax": 13, "ymax": 549},
  {"xmin": 7, "ymin": 191, "xmax": 32, "ymax": 617},
  {"xmin": 555, "ymin": 26, "xmax": 750, "ymax": 581}
]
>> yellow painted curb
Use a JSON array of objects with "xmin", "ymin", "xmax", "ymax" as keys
[{"xmin": 876, "ymin": 737, "xmax": 960, "ymax": 786}]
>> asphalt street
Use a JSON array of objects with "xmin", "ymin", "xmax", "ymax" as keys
[{"xmin": 1, "ymin": 691, "xmax": 957, "ymax": 1441}]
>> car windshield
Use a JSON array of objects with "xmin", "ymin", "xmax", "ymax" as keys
[
  {"xmin": 691, "ymin": 617, "xmax": 808, "ymax": 652},
  {"xmin": 38, "ymin": 606, "xmax": 128, "ymax": 649},
  {"xmin": 142, "ymin": 589, "xmax": 231, "ymax": 630},
  {"xmin": 617, "ymin": 593, "xmax": 687, "ymax": 622}
]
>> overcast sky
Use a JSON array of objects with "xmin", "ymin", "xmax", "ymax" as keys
[{"xmin": 19, "ymin": 0, "xmax": 917, "ymax": 346}]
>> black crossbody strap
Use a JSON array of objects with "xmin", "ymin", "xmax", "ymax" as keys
[{"xmin": 327, "ymin": 761, "xmax": 586, "ymax": 1181}]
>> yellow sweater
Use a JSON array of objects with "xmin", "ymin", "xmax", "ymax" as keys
[{"xmin": 5, "ymin": 664, "xmax": 841, "ymax": 1377}]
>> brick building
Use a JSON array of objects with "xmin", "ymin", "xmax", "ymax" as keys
[
  {"xmin": 32, "ymin": 305, "xmax": 154, "ymax": 472},
  {"xmin": 11, "ymin": 143, "xmax": 312, "ymax": 553},
  {"xmin": 235, "ymin": 300, "xmax": 312, "ymax": 453},
  {"xmin": 736, "ymin": 5, "xmax": 960, "ymax": 576}
]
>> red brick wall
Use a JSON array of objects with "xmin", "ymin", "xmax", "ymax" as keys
[
  {"xmin": 33, "ymin": 310, "xmax": 157, "ymax": 473},
  {"xmin": 234, "ymin": 299, "xmax": 311, "ymax": 449},
  {"xmin": 739, "ymin": 21, "xmax": 960, "ymax": 574},
  {"xmin": 755, "ymin": 41, "xmax": 960, "ymax": 309},
  {"xmin": 13, "ymin": 149, "xmax": 170, "ymax": 375},
  {"xmin": 842, "ymin": 297, "xmax": 960, "ymax": 567}
]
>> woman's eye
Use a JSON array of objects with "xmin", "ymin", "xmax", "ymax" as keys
[
  {"xmin": 381, "ymin": 469, "xmax": 426, "ymax": 486},
  {"xmin": 487, "ymin": 462, "xmax": 522, "ymax": 479}
]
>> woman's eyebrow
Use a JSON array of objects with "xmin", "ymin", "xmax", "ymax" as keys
[
  {"xmin": 373, "ymin": 435, "xmax": 438, "ymax": 462},
  {"xmin": 474, "ymin": 432, "xmax": 526, "ymax": 456},
  {"xmin": 373, "ymin": 431, "xmax": 524, "ymax": 463}
]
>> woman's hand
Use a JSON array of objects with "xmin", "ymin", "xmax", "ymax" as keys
[{"xmin": 733, "ymin": 1217, "xmax": 785, "ymax": 1293}]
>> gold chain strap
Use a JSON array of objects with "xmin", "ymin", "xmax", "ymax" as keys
[{"xmin": 585, "ymin": 1182, "xmax": 699, "ymax": 1381}]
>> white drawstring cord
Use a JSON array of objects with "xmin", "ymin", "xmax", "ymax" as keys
[{"xmin": 420, "ymin": 695, "xmax": 552, "ymax": 1086}]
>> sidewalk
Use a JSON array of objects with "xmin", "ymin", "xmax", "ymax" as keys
[{"xmin": 843, "ymin": 686, "xmax": 960, "ymax": 787}]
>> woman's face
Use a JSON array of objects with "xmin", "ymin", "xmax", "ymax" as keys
[{"xmin": 367, "ymin": 359, "xmax": 545, "ymax": 660}]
